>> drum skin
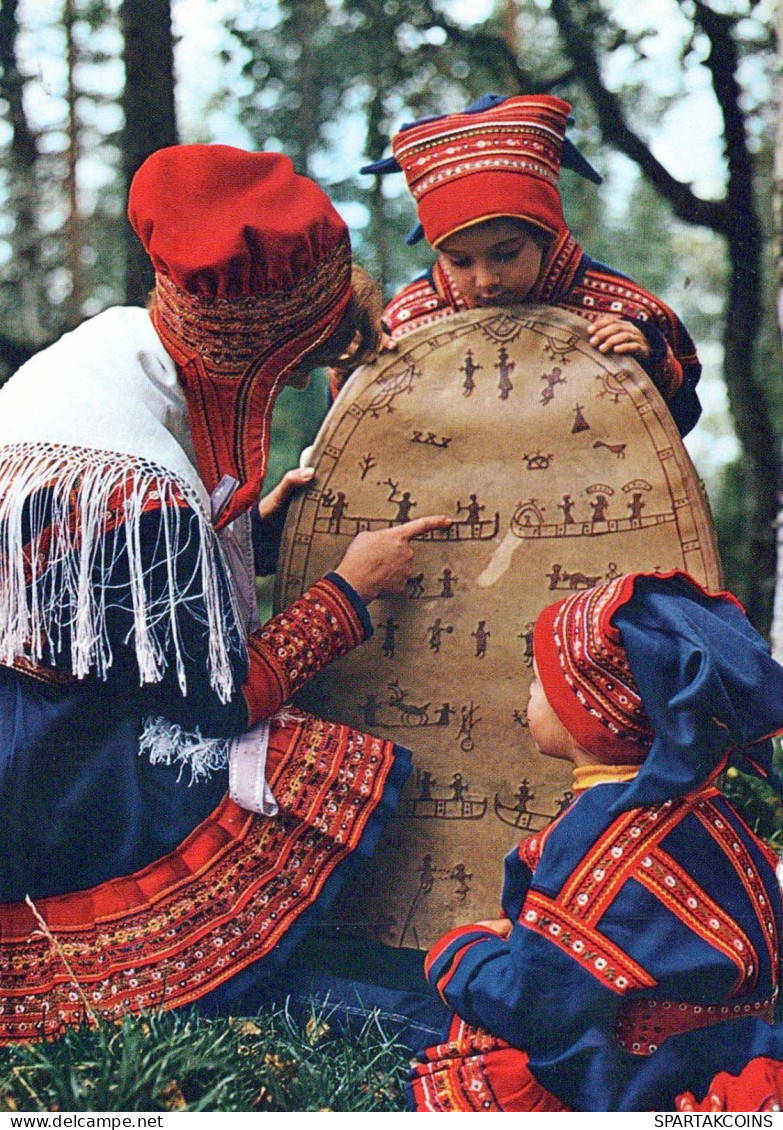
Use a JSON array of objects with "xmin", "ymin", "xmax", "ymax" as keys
[{"xmin": 274, "ymin": 305, "xmax": 721, "ymax": 950}]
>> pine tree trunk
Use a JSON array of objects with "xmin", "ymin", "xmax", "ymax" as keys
[
  {"xmin": 0, "ymin": 0, "xmax": 44, "ymax": 350},
  {"xmin": 120, "ymin": 0, "xmax": 178, "ymax": 306}
]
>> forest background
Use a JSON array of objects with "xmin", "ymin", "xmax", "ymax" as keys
[
  {"xmin": 0, "ymin": 0, "xmax": 781, "ymax": 630},
  {"xmin": 0, "ymin": 0, "xmax": 781, "ymax": 1113}
]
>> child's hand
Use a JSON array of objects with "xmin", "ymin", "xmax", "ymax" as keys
[
  {"xmin": 476, "ymin": 917, "xmax": 513, "ymax": 938},
  {"xmin": 588, "ymin": 314, "xmax": 651, "ymax": 358},
  {"xmin": 257, "ymin": 466, "xmax": 315, "ymax": 521}
]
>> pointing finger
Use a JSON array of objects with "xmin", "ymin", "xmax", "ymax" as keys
[{"xmin": 396, "ymin": 514, "xmax": 452, "ymax": 540}]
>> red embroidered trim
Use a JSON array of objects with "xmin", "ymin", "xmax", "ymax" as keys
[
  {"xmin": 151, "ymin": 238, "xmax": 352, "ymax": 521},
  {"xmin": 4, "ymin": 656, "xmax": 77, "ymax": 685},
  {"xmin": 694, "ymin": 800, "xmax": 779, "ymax": 987},
  {"xmin": 384, "ymin": 274, "xmax": 455, "ymax": 340},
  {"xmin": 559, "ymin": 268, "xmax": 697, "ymax": 397},
  {"xmin": 573, "ymin": 269, "xmax": 686, "ymax": 341},
  {"xmin": 424, "ymin": 924, "xmax": 484, "ymax": 982},
  {"xmin": 152, "ymin": 244, "xmax": 351, "ymax": 384},
  {"xmin": 384, "ymin": 234, "xmax": 584, "ymax": 341},
  {"xmin": 518, "ymin": 833, "xmax": 543, "ymax": 872},
  {"xmin": 521, "ymin": 790, "xmax": 766, "ymax": 1001},
  {"xmin": 518, "ymin": 804, "xmax": 570, "ymax": 872},
  {"xmin": 0, "ymin": 711, "xmax": 396, "ymax": 1043},
  {"xmin": 410, "ymin": 1017, "xmax": 570, "ymax": 1113},
  {"xmin": 384, "ymin": 246, "xmax": 694, "ymax": 409},
  {"xmin": 521, "ymin": 889, "xmax": 656, "ymax": 994},
  {"xmin": 434, "ymin": 935, "xmax": 499, "ymax": 1004},
  {"xmin": 243, "ymin": 578, "xmax": 367, "ymax": 725},
  {"xmin": 559, "ymin": 798, "xmax": 693, "ymax": 923},
  {"xmin": 391, "ymin": 98, "xmax": 569, "ymax": 214},
  {"xmin": 635, "ymin": 845, "xmax": 757, "ymax": 996},
  {"xmin": 542, "ymin": 579, "xmax": 653, "ymax": 762},
  {"xmin": 396, "ymin": 122, "xmax": 563, "ymax": 199},
  {"xmin": 535, "ymin": 233, "xmax": 583, "ymax": 303}
]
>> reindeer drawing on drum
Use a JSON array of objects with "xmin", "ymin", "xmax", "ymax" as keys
[{"xmin": 388, "ymin": 680, "xmax": 431, "ymax": 725}]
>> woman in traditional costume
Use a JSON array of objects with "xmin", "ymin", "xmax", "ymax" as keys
[
  {"xmin": 360, "ymin": 94, "xmax": 701, "ymax": 438},
  {"xmin": 0, "ymin": 144, "xmax": 449, "ymax": 1041},
  {"xmin": 409, "ymin": 571, "xmax": 783, "ymax": 1111}
]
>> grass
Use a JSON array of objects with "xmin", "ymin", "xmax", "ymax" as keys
[
  {"xmin": 0, "ymin": 1005, "xmax": 409, "ymax": 1113},
  {"xmin": 2, "ymin": 759, "xmax": 780, "ymax": 1113}
]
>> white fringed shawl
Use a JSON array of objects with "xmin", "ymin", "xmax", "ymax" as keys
[{"xmin": 0, "ymin": 307, "xmax": 241, "ymax": 702}]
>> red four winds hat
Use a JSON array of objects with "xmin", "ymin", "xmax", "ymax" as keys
[
  {"xmin": 390, "ymin": 94, "xmax": 572, "ymax": 248},
  {"xmin": 533, "ymin": 573, "xmax": 655, "ymax": 765},
  {"xmin": 534, "ymin": 570, "xmax": 783, "ymax": 810},
  {"xmin": 128, "ymin": 145, "xmax": 352, "ymax": 528}
]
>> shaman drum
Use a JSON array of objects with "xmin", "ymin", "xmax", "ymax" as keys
[{"xmin": 275, "ymin": 305, "xmax": 721, "ymax": 950}]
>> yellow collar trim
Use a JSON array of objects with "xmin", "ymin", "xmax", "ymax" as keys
[{"xmin": 572, "ymin": 764, "xmax": 641, "ymax": 793}]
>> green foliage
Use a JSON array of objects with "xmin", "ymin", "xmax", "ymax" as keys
[
  {"xmin": 720, "ymin": 740, "xmax": 783, "ymax": 849},
  {"xmin": 723, "ymin": 768, "xmax": 783, "ymax": 849},
  {"xmin": 0, "ymin": 1006, "xmax": 408, "ymax": 1113}
]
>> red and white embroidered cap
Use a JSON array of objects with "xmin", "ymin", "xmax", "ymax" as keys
[
  {"xmin": 390, "ymin": 94, "xmax": 571, "ymax": 248},
  {"xmin": 533, "ymin": 574, "xmax": 655, "ymax": 765}
]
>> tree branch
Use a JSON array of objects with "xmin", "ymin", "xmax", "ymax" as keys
[{"xmin": 549, "ymin": 0, "xmax": 731, "ymax": 232}]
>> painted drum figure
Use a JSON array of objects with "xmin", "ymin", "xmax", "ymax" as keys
[
  {"xmin": 410, "ymin": 571, "xmax": 783, "ymax": 1112},
  {"xmin": 360, "ymin": 94, "xmax": 701, "ymax": 438},
  {"xmin": 0, "ymin": 144, "xmax": 450, "ymax": 1041}
]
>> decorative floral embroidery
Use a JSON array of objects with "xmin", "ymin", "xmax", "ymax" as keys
[{"xmin": 243, "ymin": 578, "xmax": 365, "ymax": 721}]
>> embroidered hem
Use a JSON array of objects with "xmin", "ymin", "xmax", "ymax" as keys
[
  {"xmin": 0, "ymin": 711, "xmax": 410, "ymax": 1043},
  {"xmin": 408, "ymin": 1016, "xmax": 570, "ymax": 1112}
]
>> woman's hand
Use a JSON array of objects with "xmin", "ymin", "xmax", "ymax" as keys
[
  {"xmin": 588, "ymin": 314, "xmax": 651, "ymax": 358},
  {"xmin": 257, "ymin": 466, "xmax": 315, "ymax": 521},
  {"xmin": 335, "ymin": 515, "xmax": 451, "ymax": 603}
]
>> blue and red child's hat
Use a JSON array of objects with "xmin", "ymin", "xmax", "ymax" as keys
[{"xmin": 534, "ymin": 570, "xmax": 783, "ymax": 811}]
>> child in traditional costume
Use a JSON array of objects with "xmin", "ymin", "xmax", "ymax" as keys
[
  {"xmin": 0, "ymin": 145, "xmax": 450, "ymax": 1042},
  {"xmin": 361, "ymin": 94, "xmax": 701, "ymax": 437},
  {"xmin": 409, "ymin": 571, "xmax": 783, "ymax": 1111}
]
